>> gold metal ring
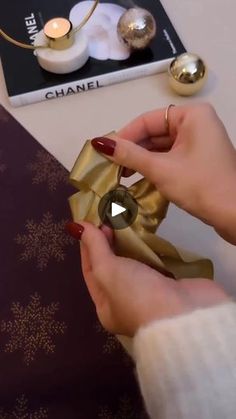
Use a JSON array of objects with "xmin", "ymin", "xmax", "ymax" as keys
[
  {"xmin": 165, "ymin": 104, "xmax": 175, "ymax": 134},
  {"xmin": 0, "ymin": 0, "xmax": 99, "ymax": 50}
]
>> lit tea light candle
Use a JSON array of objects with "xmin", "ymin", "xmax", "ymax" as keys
[
  {"xmin": 44, "ymin": 18, "xmax": 74, "ymax": 50},
  {"xmin": 44, "ymin": 17, "xmax": 71, "ymax": 39}
]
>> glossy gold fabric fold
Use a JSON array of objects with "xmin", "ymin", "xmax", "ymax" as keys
[{"xmin": 69, "ymin": 141, "xmax": 213, "ymax": 279}]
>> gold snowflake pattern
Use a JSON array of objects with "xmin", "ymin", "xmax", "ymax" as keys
[
  {"xmin": 96, "ymin": 323, "xmax": 122, "ymax": 354},
  {"xmin": 95, "ymin": 323, "xmax": 132, "ymax": 367},
  {"xmin": 15, "ymin": 212, "xmax": 74, "ymax": 270},
  {"xmin": 0, "ymin": 151, "xmax": 6, "ymax": 173},
  {"xmin": 28, "ymin": 150, "xmax": 68, "ymax": 192},
  {"xmin": 1, "ymin": 293, "xmax": 66, "ymax": 365},
  {"xmin": 0, "ymin": 107, "xmax": 10, "ymax": 123},
  {"xmin": 0, "ymin": 395, "xmax": 48, "ymax": 419},
  {"xmin": 99, "ymin": 396, "xmax": 145, "ymax": 419}
]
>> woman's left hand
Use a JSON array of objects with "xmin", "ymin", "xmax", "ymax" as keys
[{"xmin": 67, "ymin": 221, "xmax": 230, "ymax": 337}]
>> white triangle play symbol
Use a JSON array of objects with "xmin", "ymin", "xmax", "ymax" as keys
[{"xmin": 111, "ymin": 202, "xmax": 127, "ymax": 218}]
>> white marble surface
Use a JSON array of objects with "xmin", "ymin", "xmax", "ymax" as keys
[{"xmin": 0, "ymin": 0, "xmax": 235, "ymax": 292}]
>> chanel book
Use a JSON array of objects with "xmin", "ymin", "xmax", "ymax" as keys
[{"xmin": 0, "ymin": 0, "xmax": 185, "ymax": 107}]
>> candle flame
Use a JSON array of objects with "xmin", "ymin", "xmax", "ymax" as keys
[{"xmin": 52, "ymin": 21, "xmax": 59, "ymax": 30}]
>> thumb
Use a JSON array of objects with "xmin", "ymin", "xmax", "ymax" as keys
[{"xmin": 91, "ymin": 136, "xmax": 169, "ymax": 186}]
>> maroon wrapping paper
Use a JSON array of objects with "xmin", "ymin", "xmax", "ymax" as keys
[{"xmin": 0, "ymin": 105, "xmax": 147, "ymax": 419}]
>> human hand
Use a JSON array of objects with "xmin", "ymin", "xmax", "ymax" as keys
[
  {"xmin": 91, "ymin": 103, "xmax": 236, "ymax": 244},
  {"xmin": 67, "ymin": 221, "xmax": 230, "ymax": 337}
]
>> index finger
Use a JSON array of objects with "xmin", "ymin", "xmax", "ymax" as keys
[
  {"xmin": 117, "ymin": 107, "xmax": 168, "ymax": 143},
  {"xmin": 117, "ymin": 104, "xmax": 190, "ymax": 143}
]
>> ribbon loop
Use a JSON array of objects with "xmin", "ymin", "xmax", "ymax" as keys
[{"xmin": 69, "ymin": 140, "xmax": 213, "ymax": 279}]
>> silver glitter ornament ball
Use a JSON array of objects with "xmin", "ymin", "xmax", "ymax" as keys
[{"xmin": 117, "ymin": 7, "xmax": 157, "ymax": 50}]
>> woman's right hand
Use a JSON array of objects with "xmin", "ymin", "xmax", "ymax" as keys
[{"xmin": 92, "ymin": 103, "xmax": 236, "ymax": 244}]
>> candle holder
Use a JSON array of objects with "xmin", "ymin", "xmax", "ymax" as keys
[
  {"xmin": 0, "ymin": 0, "xmax": 99, "ymax": 74},
  {"xmin": 34, "ymin": 22, "xmax": 89, "ymax": 74}
]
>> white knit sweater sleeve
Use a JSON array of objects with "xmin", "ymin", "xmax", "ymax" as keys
[{"xmin": 133, "ymin": 303, "xmax": 236, "ymax": 419}]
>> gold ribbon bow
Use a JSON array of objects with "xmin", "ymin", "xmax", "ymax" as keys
[{"xmin": 69, "ymin": 141, "xmax": 213, "ymax": 279}]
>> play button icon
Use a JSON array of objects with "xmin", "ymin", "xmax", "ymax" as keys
[
  {"xmin": 111, "ymin": 202, "xmax": 127, "ymax": 218},
  {"xmin": 98, "ymin": 187, "xmax": 138, "ymax": 230}
]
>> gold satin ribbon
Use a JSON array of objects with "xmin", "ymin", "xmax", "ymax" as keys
[{"xmin": 69, "ymin": 140, "xmax": 213, "ymax": 279}]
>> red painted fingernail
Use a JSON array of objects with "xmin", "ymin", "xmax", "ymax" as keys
[
  {"xmin": 66, "ymin": 222, "xmax": 84, "ymax": 240},
  {"xmin": 91, "ymin": 137, "xmax": 116, "ymax": 156}
]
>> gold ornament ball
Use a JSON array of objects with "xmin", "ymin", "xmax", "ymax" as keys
[
  {"xmin": 117, "ymin": 7, "xmax": 157, "ymax": 50},
  {"xmin": 168, "ymin": 53, "xmax": 208, "ymax": 96}
]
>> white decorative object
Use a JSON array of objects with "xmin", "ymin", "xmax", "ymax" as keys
[
  {"xmin": 34, "ymin": 29, "xmax": 89, "ymax": 74},
  {"xmin": 70, "ymin": 1, "xmax": 130, "ymax": 60}
]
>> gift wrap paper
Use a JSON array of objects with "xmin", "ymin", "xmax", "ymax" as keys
[{"xmin": 0, "ymin": 105, "xmax": 148, "ymax": 418}]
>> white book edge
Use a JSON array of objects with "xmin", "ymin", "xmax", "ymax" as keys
[{"xmin": 9, "ymin": 58, "xmax": 172, "ymax": 107}]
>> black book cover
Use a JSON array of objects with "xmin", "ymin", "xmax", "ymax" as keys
[{"xmin": 0, "ymin": 0, "xmax": 185, "ymax": 102}]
